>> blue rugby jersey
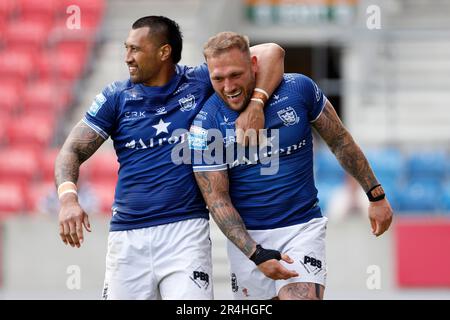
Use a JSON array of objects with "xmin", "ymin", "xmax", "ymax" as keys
[
  {"xmin": 190, "ymin": 74, "xmax": 327, "ymax": 230},
  {"xmin": 83, "ymin": 64, "xmax": 214, "ymax": 231}
]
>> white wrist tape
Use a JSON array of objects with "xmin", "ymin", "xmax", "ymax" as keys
[
  {"xmin": 250, "ymin": 98, "xmax": 265, "ymax": 106},
  {"xmin": 58, "ymin": 181, "xmax": 78, "ymax": 199},
  {"xmin": 254, "ymin": 88, "xmax": 269, "ymax": 100}
]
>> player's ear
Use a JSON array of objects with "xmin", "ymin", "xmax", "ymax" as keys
[
  {"xmin": 251, "ymin": 55, "xmax": 258, "ymax": 73},
  {"xmin": 160, "ymin": 44, "xmax": 172, "ymax": 62}
]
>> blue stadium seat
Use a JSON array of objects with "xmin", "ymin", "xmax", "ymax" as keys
[
  {"xmin": 405, "ymin": 150, "xmax": 447, "ymax": 186},
  {"xmin": 396, "ymin": 182, "xmax": 442, "ymax": 213},
  {"xmin": 365, "ymin": 147, "xmax": 404, "ymax": 185},
  {"xmin": 314, "ymin": 147, "xmax": 345, "ymax": 186},
  {"xmin": 441, "ymin": 183, "xmax": 450, "ymax": 212}
]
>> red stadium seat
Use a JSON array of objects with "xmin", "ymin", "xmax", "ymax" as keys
[
  {"xmin": 0, "ymin": 182, "xmax": 24, "ymax": 216},
  {"xmin": 0, "ymin": 79, "xmax": 25, "ymax": 97},
  {"xmin": 0, "ymin": 19, "xmax": 6, "ymax": 35},
  {"xmin": 0, "ymin": 148, "xmax": 39, "ymax": 189},
  {"xmin": 0, "ymin": 83, "xmax": 22, "ymax": 115},
  {"xmin": 34, "ymin": 52, "xmax": 53, "ymax": 81},
  {"xmin": 23, "ymin": 81, "xmax": 62, "ymax": 113},
  {"xmin": 6, "ymin": 115, "xmax": 55, "ymax": 151},
  {"xmin": 87, "ymin": 152, "xmax": 119, "ymax": 186},
  {"xmin": 55, "ymin": 50, "xmax": 87, "ymax": 81},
  {"xmin": 17, "ymin": 0, "xmax": 58, "ymax": 18},
  {"xmin": 0, "ymin": 117, "xmax": 7, "ymax": 146},
  {"xmin": 39, "ymin": 149, "xmax": 59, "ymax": 184},
  {"xmin": 0, "ymin": 0, "xmax": 17, "ymax": 20},
  {"xmin": 33, "ymin": 54, "xmax": 67, "ymax": 88},
  {"xmin": 56, "ymin": 41, "xmax": 91, "ymax": 64},
  {"xmin": 0, "ymin": 50, "xmax": 34, "ymax": 82},
  {"xmin": 4, "ymin": 20, "xmax": 49, "ymax": 50},
  {"xmin": 35, "ymin": 50, "xmax": 86, "ymax": 85}
]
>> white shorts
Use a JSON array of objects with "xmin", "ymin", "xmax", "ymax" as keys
[
  {"xmin": 227, "ymin": 217, "xmax": 328, "ymax": 300},
  {"xmin": 102, "ymin": 218, "xmax": 213, "ymax": 300}
]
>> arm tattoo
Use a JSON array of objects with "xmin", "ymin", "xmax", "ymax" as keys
[
  {"xmin": 55, "ymin": 121, "xmax": 106, "ymax": 187},
  {"xmin": 312, "ymin": 102, "xmax": 378, "ymax": 192},
  {"xmin": 195, "ymin": 171, "xmax": 256, "ymax": 257}
]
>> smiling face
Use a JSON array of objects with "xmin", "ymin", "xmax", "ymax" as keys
[
  {"xmin": 124, "ymin": 27, "xmax": 167, "ymax": 85},
  {"xmin": 207, "ymin": 48, "xmax": 257, "ymax": 112}
]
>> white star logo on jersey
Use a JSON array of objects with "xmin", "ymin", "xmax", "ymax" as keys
[{"xmin": 152, "ymin": 118, "xmax": 171, "ymax": 136}]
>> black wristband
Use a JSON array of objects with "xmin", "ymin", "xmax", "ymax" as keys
[
  {"xmin": 249, "ymin": 244, "xmax": 282, "ymax": 265},
  {"xmin": 366, "ymin": 184, "xmax": 386, "ymax": 202}
]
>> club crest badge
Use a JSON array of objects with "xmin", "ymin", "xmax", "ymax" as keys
[
  {"xmin": 277, "ymin": 107, "xmax": 299, "ymax": 126},
  {"xmin": 179, "ymin": 94, "xmax": 197, "ymax": 112}
]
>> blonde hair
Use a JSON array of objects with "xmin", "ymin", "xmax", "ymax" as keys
[{"xmin": 203, "ymin": 31, "xmax": 250, "ymax": 60}]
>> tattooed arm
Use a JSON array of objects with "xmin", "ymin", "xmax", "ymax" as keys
[
  {"xmin": 312, "ymin": 100, "xmax": 393, "ymax": 236},
  {"xmin": 55, "ymin": 121, "xmax": 106, "ymax": 248},
  {"xmin": 194, "ymin": 170, "xmax": 298, "ymax": 280}
]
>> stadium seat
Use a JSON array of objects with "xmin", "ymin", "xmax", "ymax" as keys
[
  {"xmin": 405, "ymin": 150, "xmax": 447, "ymax": 186},
  {"xmin": 0, "ymin": 79, "xmax": 25, "ymax": 97},
  {"xmin": 0, "ymin": 19, "xmax": 5, "ymax": 35},
  {"xmin": 6, "ymin": 114, "xmax": 55, "ymax": 151},
  {"xmin": 441, "ymin": 183, "xmax": 450, "ymax": 212},
  {"xmin": 365, "ymin": 148, "xmax": 404, "ymax": 186},
  {"xmin": 0, "ymin": 117, "xmax": 7, "ymax": 146},
  {"xmin": 17, "ymin": 0, "xmax": 58, "ymax": 20},
  {"xmin": 39, "ymin": 149, "xmax": 59, "ymax": 184},
  {"xmin": 0, "ymin": 148, "xmax": 39, "ymax": 190},
  {"xmin": 56, "ymin": 41, "xmax": 91, "ymax": 66},
  {"xmin": 0, "ymin": 50, "xmax": 34, "ymax": 82},
  {"xmin": 35, "ymin": 49, "xmax": 87, "ymax": 84},
  {"xmin": 0, "ymin": 83, "xmax": 22, "ymax": 115},
  {"xmin": 23, "ymin": 81, "xmax": 62, "ymax": 113},
  {"xmin": 0, "ymin": 182, "xmax": 24, "ymax": 216},
  {"xmin": 87, "ymin": 152, "xmax": 119, "ymax": 185},
  {"xmin": 55, "ymin": 50, "xmax": 87, "ymax": 82},
  {"xmin": 396, "ymin": 182, "xmax": 441, "ymax": 213},
  {"xmin": 34, "ymin": 52, "xmax": 53, "ymax": 81},
  {"xmin": 32, "ymin": 59, "xmax": 75, "ymax": 105},
  {"xmin": 14, "ymin": 14, "xmax": 55, "ymax": 34},
  {"xmin": 0, "ymin": 0, "xmax": 16, "ymax": 20},
  {"xmin": 314, "ymin": 147, "xmax": 345, "ymax": 187},
  {"xmin": 4, "ymin": 20, "xmax": 49, "ymax": 50}
]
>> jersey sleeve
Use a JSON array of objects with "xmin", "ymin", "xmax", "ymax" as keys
[
  {"xmin": 189, "ymin": 96, "xmax": 227, "ymax": 172},
  {"xmin": 296, "ymin": 75, "xmax": 327, "ymax": 123},
  {"xmin": 185, "ymin": 63, "xmax": 212, "ymax": 87},
  {"xmin": 82, "ymin": 82, "xmax": 119, "ymax": 139}
]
